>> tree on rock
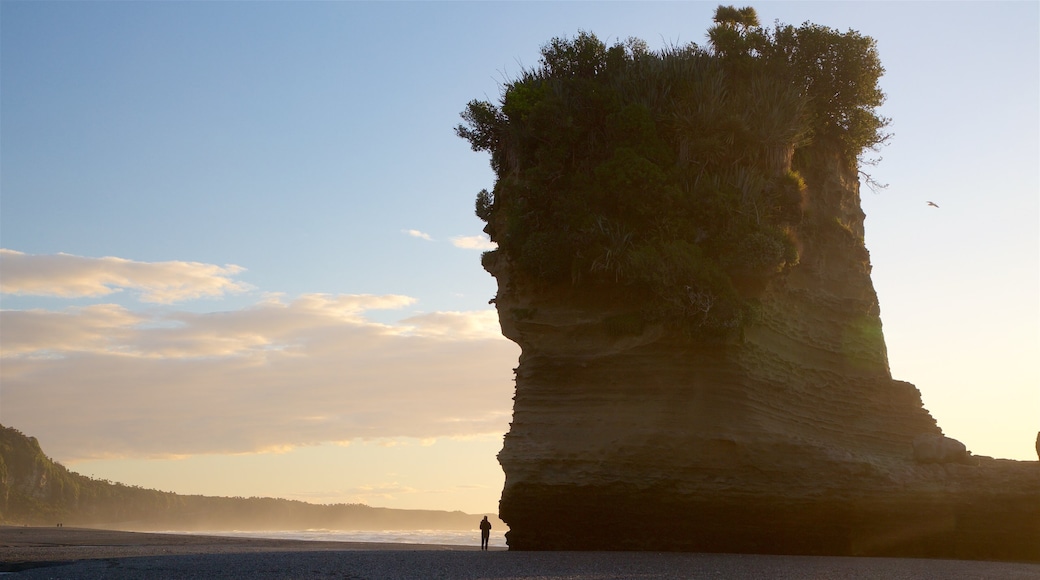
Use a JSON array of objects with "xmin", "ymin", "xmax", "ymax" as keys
[{"xmin": 457, "ymin": 5, "xmax": 889, "ymax": 338}]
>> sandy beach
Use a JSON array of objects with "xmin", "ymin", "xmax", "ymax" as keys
[{"xmin": 3, "ymin": 526, "xmax": 1039, "ymax": 579}]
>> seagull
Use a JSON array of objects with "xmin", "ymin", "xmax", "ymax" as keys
[{"xmin": 927, "ymin": 201, "xmax": 940, "ymax": 208}]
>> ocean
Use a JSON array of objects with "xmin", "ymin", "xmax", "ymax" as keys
[{"xmin": 172, "ymin": 529, "xmax": 508, "ymax": 548}]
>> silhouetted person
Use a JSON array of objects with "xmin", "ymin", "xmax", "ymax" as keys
[{"xmin": 479, "ymin": 516, "xmax": 492, "ymax": 550}]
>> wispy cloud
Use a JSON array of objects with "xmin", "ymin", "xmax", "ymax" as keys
[
  {"xmin": 1, "ymin": 289, "xmax": 517, "ymax": 461},
  {"xmin": 403, "ymin": 229, "xmax": 433, "ymax": 241},
  {"xmin": 401, "ymin": 310, "xmax": 501, "ymax": 340},
  {"xmin": 450, "ymin": 235, "xmax": 496, "ymax": 250},
  {"xmin": 1, "ymin": 293, "xmax": 418, "ymax": 359},
  {"xmin": 0, "ymin": 249, "xmax": 250, "ymax": 304},
  {"xmin": 1, "ymin": 304, "xmax": 146, "ymax": 358},
  {"xmin": 400, "ymin": 232, "xmax": 495, "ymax": 250}
]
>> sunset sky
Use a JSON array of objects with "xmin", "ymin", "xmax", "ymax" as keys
[{"xmin": 2, "ymin": 2, "xmax": 1037, "ymax": 516}]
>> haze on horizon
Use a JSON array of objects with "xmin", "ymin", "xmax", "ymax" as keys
[{"xmin": 1, "ymin": 2, "xmax": 1036, "ymax": 516}]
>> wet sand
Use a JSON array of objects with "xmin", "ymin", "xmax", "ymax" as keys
[{"xmin": 3, "ymin": 526, "xmax": 1039, "ymax": 579}]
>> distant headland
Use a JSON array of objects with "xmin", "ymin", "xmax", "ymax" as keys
[{"xmin": 0, "ymin": 424, "xmax": 498, "ymax": 533}]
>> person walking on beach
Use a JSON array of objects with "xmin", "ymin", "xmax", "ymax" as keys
[{"xmin": 479, "ymin": 516, "xmax": 492, "ymax": 550}]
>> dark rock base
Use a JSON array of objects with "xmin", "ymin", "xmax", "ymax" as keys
[{"xmin": 501, "ymin": 481, "xmax": 1040, "ymax": 561}]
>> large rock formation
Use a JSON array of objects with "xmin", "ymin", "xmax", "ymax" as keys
[
  {"xmin": 487, "ymin": 149, "xmax": 1040, "ymax": 560},
  {"xmin": 458, "ymin": 18, "xmax": 1039, "ymax": 559}
]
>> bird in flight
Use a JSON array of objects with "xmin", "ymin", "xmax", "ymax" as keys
[{"xmin": 927, "ymin": 201, "xmax": 940, "ymax": 208}]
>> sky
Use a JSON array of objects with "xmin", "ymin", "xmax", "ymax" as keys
[{"xmin": 1, "ymin": 2, "xmax": 1037, "ymax": 517}]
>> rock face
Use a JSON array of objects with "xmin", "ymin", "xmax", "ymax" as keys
[
  {"xmin": 488, "ymin": 150, "xmax": 1040, "ymax": 560},
  {"xmin": 912, "ymin": 434, "xmax": 969, "ymax": 465}
]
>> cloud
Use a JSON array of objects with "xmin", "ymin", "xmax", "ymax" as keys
[
  {"xmin": 0, "ymin": 304, "xmax": 146, "ymax": 358},
  {"xmin": 401, "ymin": 310, "xmax": 502, "ymax": 340},
  {"xmin": 450, "ymin": 235, "xmax": 496, "ymax": 251},
  {"xmin": 1, "ymin": 293, "xmax": 419, "ymax": 359},
  {"xmin": 400, "ymin": 232, "xmax": 496, "ymax": 250},
  {"xmin": 0, "ymin": 249, "xmax": 250, "ymax": 303},
  {"xmin": 403, "ymin": 229, "xmax": 433, "ymax": 241},
  {"xmin": 1, "ymin": 292, "xmax": 518, "ymax": 461}
]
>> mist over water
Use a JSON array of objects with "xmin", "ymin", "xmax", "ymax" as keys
[{"xmin": 166, "ymin": 529, "xmax": 509, "ymax": 548}]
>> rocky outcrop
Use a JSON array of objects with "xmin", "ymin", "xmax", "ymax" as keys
[
  {"xmin": 912, "ymin": 434, "xmax": 969, "ymax": 465},
  {"xmin": 489, "ymin": 150, "xmax": 1040, "ymax": 560}
]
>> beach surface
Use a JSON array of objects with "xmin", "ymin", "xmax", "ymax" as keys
[{"xmin": 3, "ymin": 526, "xmax": 1039, "ymax": 579}]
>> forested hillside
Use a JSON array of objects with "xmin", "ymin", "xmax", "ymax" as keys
[{"xmin": 0, "ymin": 425, "xmax": 487, "ymax": 531}]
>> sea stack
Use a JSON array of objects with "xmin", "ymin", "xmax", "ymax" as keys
[
  {"xmin": 487, "ymin": 145, "xmax": 1039, "ymax": 560},
  {"xmin": 458, "ymin": 10, "xmax": 1039, "ymax": 560}
]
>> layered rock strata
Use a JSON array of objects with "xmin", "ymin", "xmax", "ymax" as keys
[{"xmin": 488, "ymin": 150, "xmax": 1039, "ymax": 560}]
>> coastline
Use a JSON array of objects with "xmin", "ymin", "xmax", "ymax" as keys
[
  {"xmin": 1, "ymin": 525, "xmax": 486, "ymax": 563},
  {"xmin": 3, "ymin": 526, "xmax": 1039, "ymax": 579}
]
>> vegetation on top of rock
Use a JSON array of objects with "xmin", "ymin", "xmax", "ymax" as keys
[{"xmin": 457, "ymin": 5, "xmax": 889, "ymax": 337}]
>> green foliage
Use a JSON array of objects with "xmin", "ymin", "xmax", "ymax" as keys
[
  {"xmin": 475, "ymin": 189, "xmax": 494, "ymax": 221},
  {"xmin": 457, "ymin": 7, "xmax": 889, "ymax": 337},
  {"xmin": 455, "ymin": 100, "xmax": 506, "ymax": 171},
  {"xmin": 709, "ymin": 5, "xmax": 767, "ymax": 60},
  {"xmin": 540, "ymin": 30, "xmax": 611, "ymax": 78},
  {"xmin": 713, "ymin": 5, "xmax": 760, "ymax": 28},
  {"xmin": 766, "ymin": 20, "xmax": 890, "ymax": 161}
]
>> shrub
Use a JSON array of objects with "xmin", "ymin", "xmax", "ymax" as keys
[{"xmin": 457, "ymin": 6, "xmax": 888, "ymax": 337}]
